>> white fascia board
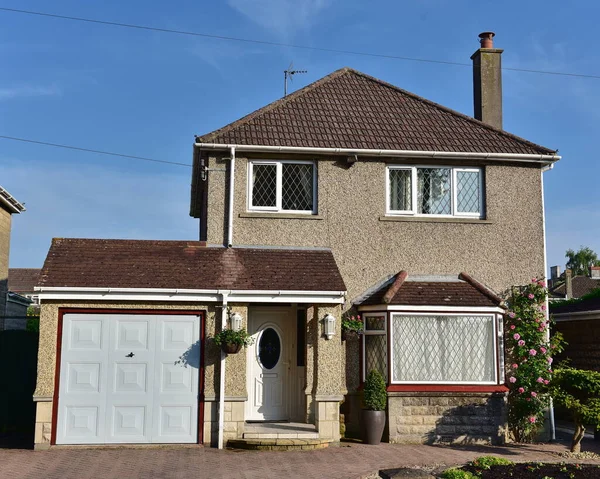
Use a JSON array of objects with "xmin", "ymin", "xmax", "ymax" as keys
[
  {"xmin": 358, "ymin": 304, "xmax": 505, "ymax": 314},
  {"xmin": 552, "ymin": 310, "xmax": 600, "ymax": 322},
  {"xmin": 35, "ymin": 287, "xmax": 346, "ymax": 304},
  {"xmin": 195, "ymin": 143, "xmax": 561, "ymax": 165},
  {"xmin": 0, "ymin": 187, "xmax": 25, "ymax": 214}
]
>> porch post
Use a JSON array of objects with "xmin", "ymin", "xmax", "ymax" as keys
[{"xmin": 311, "ymin": 304, "xmax": 344, "ymax": 441}]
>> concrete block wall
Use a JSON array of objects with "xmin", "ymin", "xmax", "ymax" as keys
[
  {"xmin": 204, "ymin": 400, "xmax": 245, "ymax": 446},
  {"xmin": 387, "ymin": 392, "xmax": 507, "ymax": 445}
]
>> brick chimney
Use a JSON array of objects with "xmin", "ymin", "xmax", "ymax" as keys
[
  {"xmin": 471, "ymin": 32, "xmax": 503, "ymax": 129},
  {"xmin": 565, "ymin": 269, "xmax": 573, "ymax": 299},
  {"xmin": 591, "ymin": 266, "xmax": 600, "ymax": 279}
]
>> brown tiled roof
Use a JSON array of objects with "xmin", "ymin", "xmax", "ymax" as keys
[
  {"xmin": 8, "ymin": 268, "xmax": 41, "ymax": 293},
  {"xmin": 549, "ymin": 276, "xmax": 600, "ymax": 299},
  {"xmin": 39, "ymin": 239, "xmax": 346, "ymax": 292},
  {"xmin": 359, "ymin": 272, "xmax": 501, "ymax": 307},
  {"xmin": 197, "ymin": 67, "xmax": 555, "ymax": 155}
]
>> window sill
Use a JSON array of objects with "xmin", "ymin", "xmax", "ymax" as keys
[
  {"xmin": 379, "ymin": 215, "xmax": 492, "ymax": 224},
  {"xmin": 387, "ymin": 384, "xmax": 508, "ymax": 393},
  {"xmin": 239, "ymin": 212, "xmax": 323, "ymax": 220}
]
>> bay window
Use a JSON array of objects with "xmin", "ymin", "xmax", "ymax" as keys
[
  {"xmin": 390, "ymin": 313, "xmax": 497, "ymax": 384},
  {"xmin": 248, "ymin": 160, "xmax": 316, "ymax": 214},
  {"xmin": 386, "ymin": 166, "xmax": 483, "ymax": 217}
]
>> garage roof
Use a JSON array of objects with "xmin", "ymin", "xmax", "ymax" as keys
[{"xmin": 39, "ymin": 238, "xmax": 346, "ymax": 292}]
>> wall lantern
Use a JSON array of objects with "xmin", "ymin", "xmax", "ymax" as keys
[
  {"xmin": 230, "ymin": 312, "xmax": 243, "ymax": 332},
  {"xmin": 323, "ymin": 314, "xmax": 336, "ymax": 340}
]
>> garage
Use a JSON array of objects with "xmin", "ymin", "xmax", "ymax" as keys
[{"xmin": 55, "ymin": 311, "xmax": 202, "ymax": 445}]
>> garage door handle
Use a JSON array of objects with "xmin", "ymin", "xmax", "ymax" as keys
[{"xmin": 126, "ymin": 352, "xmax": 135, "ymax": 358}]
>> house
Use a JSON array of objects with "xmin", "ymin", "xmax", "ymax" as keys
[
  {"xmin": 549, "ymin": 266, "xmax": 600, "ymax": 300},
  {"xmin": 8, "ymin": 268, "xmax": 42, "ymax": 308},
  {"xmin": 33, "ymin": 32, "xmax": 560, "ymax": 450},
  {"xmin": 0, "ymin": 186, "xmax": 26, "ymax": 330}
]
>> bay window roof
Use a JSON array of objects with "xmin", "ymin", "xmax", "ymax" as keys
[{"xmin": 358, "ymin": 271, "xmax": 504, "ymax": 308}]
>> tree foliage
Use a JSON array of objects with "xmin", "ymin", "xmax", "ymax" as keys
[
  {"xmin": 550, "ymin": 367, "xmax": 600, "ymax": 453},
  {"xmin": 565, "ymin": 246, "xmax": 600, "ymax": 276}
]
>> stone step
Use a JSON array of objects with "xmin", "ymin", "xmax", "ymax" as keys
[
  {"xmin": 242, "ymin": 432, "xmax": 319, "ymax": 439},
  {"xmin": 227, "ymin": 438, "xmax": 332, "ymax": 451}
]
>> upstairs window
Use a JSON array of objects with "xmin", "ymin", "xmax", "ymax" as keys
[
  {"xmin": 387, "ymin": 166, "xmax": 483, "ymax": 217},
  {"xmin": 248, "ymin": 161, "xmax": 316, "ymax": 214}
]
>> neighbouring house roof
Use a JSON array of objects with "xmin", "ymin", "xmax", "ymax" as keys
[
  {"xmin": 549, "ymin": 276, "xmax": 600, "ymax": 299},
  {"xmin": 38, "ymin": 238, "xmax": 346, "ymax": 292},
  {"xmin": 0, "ymin": 185, "xmax": 25, "ymax": 214},
  {"xmin": 196, "ymin": 67, "xmax": 555, "ymax": 156},
  {"xmin": 8, "ymin": 268, "xmax": 41, "ymax": 294},
  {"xmin": 358, "ymin": 271, "xmax": 503, "ymax": 308}
]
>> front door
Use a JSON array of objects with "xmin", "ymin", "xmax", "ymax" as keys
[{"xmin": 247, "ymin": 309, "xmax": 290, "ymax": 421}]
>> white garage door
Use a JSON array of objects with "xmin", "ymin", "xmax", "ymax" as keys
[{"xmin": 56, "ymin": 313, "xmax": 201, "ymax": 444}]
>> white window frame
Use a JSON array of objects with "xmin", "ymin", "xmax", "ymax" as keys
[
  {"xmin": 247, "ymin": 160, "xmax": 317, "ymax": 214},
  {"xmin": 361, "ymin": 312, "xmax": 387, "ymax": 382},
  {"xmin": 386, "ymin": 165, "xmax": 484, "ymax": 218},
  {"xmin": 388, "ymin": 312, "xmax": 499, "ymax": 385}
]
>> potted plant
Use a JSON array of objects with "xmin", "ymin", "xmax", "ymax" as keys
[
  {"xmin": 341, "ymin": 313, "xmax": 363, "ymax": 340},
  {"xmin": 362, "ymin": 369, "xmax": 387, "ymax": 445},
  {"xmin": 213, "ymin": 328, "xmax": 254, "ymax": 354}
]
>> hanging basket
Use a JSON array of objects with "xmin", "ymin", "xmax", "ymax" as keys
[
  {"xmin": 222, "ymin": 342, "xmax": 243, "ymax": 354},
  {"xmin": 342, "ymin": 330, "xmax": 360, "ymax": 341}
]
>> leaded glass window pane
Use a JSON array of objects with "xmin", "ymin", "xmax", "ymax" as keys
[
  {"xmin": 252, "ymin": 164, "xmax": 277, "ymax": 207},
  {"xmin": 282, "ymin": 163, "xmax": 314, "ymax": 211},
  {"xmin": 391, "ymin": 315, "xmax": 495, "ymax": 383},
  {"xmin": 456, "ymin": 170, "xmax": 481, "ymax": 214},
  {"xmin": 417, "ymin": 168, "xmax": 451, "ymax": 215},
  {"xmin": 365, "ymin": 315, "xmax": 385, "ymax": 331},
  {"xmin": 365, "ymin": 334, "xmax": 387, "ymax": 380},
  {"xmin": 389, "ymin": 168, "xmax": 412, "ymax": 211}
]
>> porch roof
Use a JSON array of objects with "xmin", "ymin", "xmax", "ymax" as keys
[
  {"xmin": 357, "ymin": 271, "xmax": 503, "ymax": 308},
  {"xmin": 38, "ymin": 238, "xmax": 346, "ymax": 293}
]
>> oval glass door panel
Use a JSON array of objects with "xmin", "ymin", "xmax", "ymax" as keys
[{"xmin": 258, "ymin": 328, "xmax": 281, "ymax": 370}]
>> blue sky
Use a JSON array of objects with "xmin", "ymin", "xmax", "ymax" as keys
[{"xmin": 0, "ymin": 0, "xmax": 598, "ymax": 274}]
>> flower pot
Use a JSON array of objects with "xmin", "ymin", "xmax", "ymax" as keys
[
  {"xmin": 221, "ymin": 342, "xmax": 243, "ymax": 354},
  {"xmin": 361, "ymin": 409, "xmax": 386, "ymax": 445}
]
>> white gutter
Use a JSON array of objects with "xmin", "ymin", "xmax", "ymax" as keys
[
  {"xmin": 227, "ymin": 146, "xmax": 235, "ymax": 247},
  {"xmin": 540, "ymin": 165, "xmax": 555, "ymax": 441},
  {"xmin": 195, "ymin": 143, "xmax": 561, "ymax": 165},
  {"xmin": 218, "ymin": 292, "xmax": 229, "ymax": 449},
  {"xmin": 34, "ymin": 286, "xmax": 346, "ymax": 304},
  {"xmin": 0, "ymin": 186, "xmax": 26, "ymax": 213}
]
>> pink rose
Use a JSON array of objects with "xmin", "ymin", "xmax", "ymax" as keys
[
  {"xmin": 538, "ymin": 280, "xmax": 546, "ymax": 287},
  {"xmin": 544, "ymin": 380, "xmax": 549, "ymax": 385},
  {"xmin": 541, "ymin": 304, "xmax": 547, "ymax": 311},
  {"xmin": 357, "ymin": 315, "xmax": 361, "ymax": 320},
  {"xmin": 528, "ymin": 293, "xmax": 534, "ymax": 299},
  {"xmin": 513, "ymin": 333, "xmax": 521, "ymax": 340},
  {"xmin": 512, "ymin": 363, "xmax": 518, "ymax": 369},
  {"xmin": 548, "ymin": 357, "xmax": 553, "ymax": 364},
  {"xmin": 531, "ymin": 278, "xmax": 537, "ymax": 283},
  {"xmin": 518, "ymin": 340, "xmax": 526, "ymax": 347},
  {"xmin": 529, "ymin": 349, "xmax": 537, "ymax": 356},
  {"xmin": 508, "ymin": 312, "xmax": 516, "ymax": 318},
  {"xmin": 538, "ymin": 327, "xmax": 545, "ymax": 332},
  {"xmin": 536, "ymin": 377, "xmax": 544, "ymax": 383},
  {"xmin": 509, "ymin": 377, "xmax": 517, "ymax": 383},
  {"xmin": 510, "ymin": 325, "xmax": 516, "ymax": 330},
  {"xmin": 540, "ymin": 347, "xmax": 547, "ymax": 354},
  {"xmin": 529, "ymin": 416, "xmax": 536, "ymax": 423},
  {"xmin": 518, "ymin": 387, "xmax": 525, "ymax": 394},
  {"xmin": 531, "ymin": 391, "xmax": 537, "ymax": 398}
]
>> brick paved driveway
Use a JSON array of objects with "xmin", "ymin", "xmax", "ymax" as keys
[{"xmin": 1, "ymin": 438, "xmax": 599, "ymax": 479}]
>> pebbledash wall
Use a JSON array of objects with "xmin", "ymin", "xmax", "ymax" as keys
[
  {"xmin": 199, "ymin": 154, "xmax": 542, "ymax": 444},
  {"xmin": 34, "ymin": 300, "xmax": 344, "ymax": 448},
  {"xmin": 202, "ymin": 155, "xmax": 545, "ymax": 301},
  {"xmin": 0, "ymin": 207, "xmax": 12, "ymax": 328}
]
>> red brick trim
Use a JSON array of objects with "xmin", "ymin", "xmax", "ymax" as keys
[
  {"xmin": 387, "ymin": 384, "xmax": 508, "ymax": 393},
  {"xmin": 382, "ymin": 271, "xmax": 408, "ymax": 304}
]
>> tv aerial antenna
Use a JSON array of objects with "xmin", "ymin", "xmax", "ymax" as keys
[{"xmin": 284, "ymin": 62, "xmax": 307, "ymax": 96}]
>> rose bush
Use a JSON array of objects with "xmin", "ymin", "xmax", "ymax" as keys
[{"xmin": 505, "ymin": 278, "xmax": 564, "ymax": 442}]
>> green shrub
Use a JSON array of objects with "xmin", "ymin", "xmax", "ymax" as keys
[
  {"xmin": 470, "ymin": 456, "xmax": 513, "ymax": 470},
  {"xmin": 550, "ymin": 367, "xmax": 600, "ymax": 452},
  {"xmin": 363, "ymin": 370, "xmax": 386, "ymax": 411},
  {"xmin": 25, "ymin": 317, "xmax": 39, "ymax": 333},
  {"xmin": 440, "ymin": 468, "xmax": 476, "ymax": 479}
]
